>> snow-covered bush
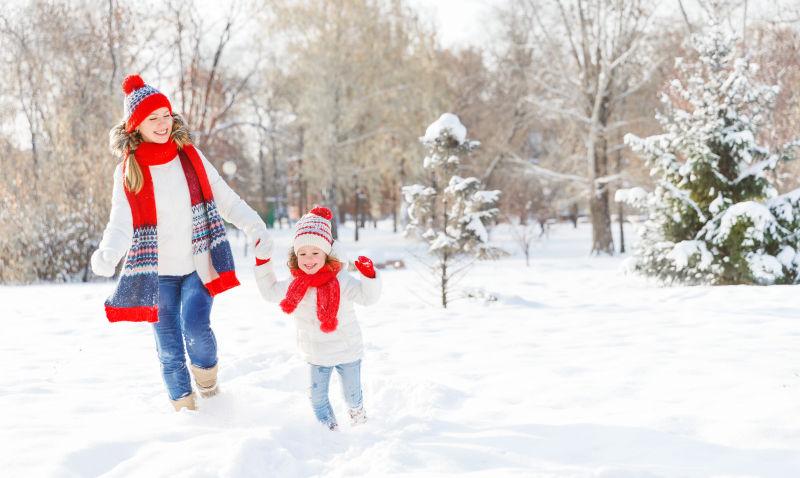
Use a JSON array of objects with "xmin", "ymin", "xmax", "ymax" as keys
[
  {"xmin": 618, "ymin": 24, "xmax": 800, "ymax": 285},
  {"xmin": 403, "ymin": 113, "xmax": 503, "ymax": 306}
]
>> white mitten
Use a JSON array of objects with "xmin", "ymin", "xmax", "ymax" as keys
[
  {"xmin": 91, "ymin": 249, "xmax": 118, "ymax": 277},
  {"xmin": 253, "ymin": 229, "xmax": 274, "ymax": 260}
]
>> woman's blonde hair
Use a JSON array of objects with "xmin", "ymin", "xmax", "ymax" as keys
[
  {"xmin": 287, "ymin": 247, "xmax": 343, "ymax": 272},
  {"xmin": 108, "ymin": 113, "xmax": 193, "ymax": 194}
]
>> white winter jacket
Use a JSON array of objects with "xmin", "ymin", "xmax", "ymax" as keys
[
  {"xmin": 97, "ymin": 148, "xmax": 265, "ymax": 275},
  {"xmin": 255, "ymin": 261, "xmax": 381, "ymax": 366}
]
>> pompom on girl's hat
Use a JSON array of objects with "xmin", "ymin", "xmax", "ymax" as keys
[
  {"xmin": 121, "ymin": 74, "xmax": 172, "ymax": 133},
  {"xmin": 293, "ymin": 206, "xmax": 334, "ymax": 255}
]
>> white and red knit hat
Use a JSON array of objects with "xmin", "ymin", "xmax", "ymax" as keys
[
  {"xmin": 293, "ymin": 206, "xmax": 334, "ymax": 254},
  {"xmin": 121, "ymin": 74, "xmax": 172, "ymax": 133}
]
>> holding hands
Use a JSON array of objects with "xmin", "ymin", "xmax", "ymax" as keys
[
  {"xmin": 253, "ymin": 229, "xmax": 273, "ymax": 258},
  {"xmin": 254, "ymin": 236, "xmax": 273, "ymax": 266}
]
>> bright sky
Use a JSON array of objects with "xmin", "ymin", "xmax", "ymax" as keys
[{"xmin": 406, "ymin": 0, "xmax": 500, "ymax": 50}]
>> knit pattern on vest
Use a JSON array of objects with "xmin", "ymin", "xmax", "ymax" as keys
[{"xmin": 104, "ymin": 141, "xmax": 239, "ymax": 323}]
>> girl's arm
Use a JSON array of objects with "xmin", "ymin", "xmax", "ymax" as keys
[
  {"xmin": 342, "ymin": 257, "xmax": 382, "ymax": 306},
  {"xmin": 254, "ymin": 261, "xmax": 290, "ymax": 303},
  {"xmin": 97, "ymin": 163, "xmax": 133, "ymax": 264},
  {"xmin": 198, "ymin": 149, "xmax": 269, "ymax": 245}
]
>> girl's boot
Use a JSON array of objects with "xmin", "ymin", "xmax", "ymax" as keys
[
  {"xmin": 191, "ymin": 363, "xmax": 219, "ymax": 398},
  {"xmin": 349, "ymin": 406, "xmax": 367, "ymax": 426}
]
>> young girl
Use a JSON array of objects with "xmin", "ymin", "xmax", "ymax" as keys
[
  {"xmin": 92, "ymin": 74, "xmax": 272, "ymax": 411},
  {"xmin": 254, "ymin": 206, "xmax": 381, "ymax": 430}
]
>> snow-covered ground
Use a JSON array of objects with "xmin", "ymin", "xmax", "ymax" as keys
[{"xmin": 3, "ymin": 221, "xmax": 800, "ymax": 477}]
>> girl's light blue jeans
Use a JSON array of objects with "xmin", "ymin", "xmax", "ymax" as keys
[{"xmin": 309, "ymin": 360, "xmax": 363, "ymax": 426}]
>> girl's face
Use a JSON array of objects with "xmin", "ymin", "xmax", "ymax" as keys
[
  {"xmin": 137, "ymin": 107, "xmax": 173, "ymax": 143},
  {"xmin": 296, "ymin": 245, "xmax": 327, "ymax": 275}
]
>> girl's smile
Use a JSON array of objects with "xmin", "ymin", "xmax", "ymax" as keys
[{"xmin": 296, "ymin": 245, "xmax": 326, "ymax": 274}]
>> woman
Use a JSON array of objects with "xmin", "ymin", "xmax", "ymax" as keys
[{"xmin": 91, "ymin": 74, "xmax": 272, "ymax": 411}]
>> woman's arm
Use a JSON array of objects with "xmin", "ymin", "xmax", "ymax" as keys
[
  {"xmin": 97, "ymin": 163, "xmax": 133, "ymax": 263},
  {"xmin": 198, "ymin": 149, "xmax": 269, "ymax": 242}
]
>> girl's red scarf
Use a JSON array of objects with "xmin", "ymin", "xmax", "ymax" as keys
[{"xmin": 280, "ymin": 263, "xmax": 341, "ymax": 333}]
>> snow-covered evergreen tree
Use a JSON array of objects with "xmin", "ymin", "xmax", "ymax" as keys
[
  {"xmin": 618, "ymin": 24, "xmax": 800, "ymax": 285},
  {"xmin": 403, "ymin": 113, "xmax": 502, "ymax": 307}
]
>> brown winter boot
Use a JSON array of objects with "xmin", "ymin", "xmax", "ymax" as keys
[
  {"xmin": 191, "ymin": 363, "xmax": 219, "ymax": 398},
  {"xmin": 171, "ymin": 392, "xmax": 197, "ymax": 411}
]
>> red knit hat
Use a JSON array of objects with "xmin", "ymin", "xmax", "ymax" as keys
[
  {"xmin": 293, "ymin": 206, "xmax": 334, "ymax": 254},
  {"xmin": 121, "ymin": 74, "xmax": 173, "ymax": 133}
]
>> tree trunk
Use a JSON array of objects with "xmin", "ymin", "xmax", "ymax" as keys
[
  {"xmin": 440, "ymin": 254, "xmax": 448, "ymax": 309},
  {"xmin": 395, "ymin": 156, "xmax": 406, "ymax": 233},
  {"xmin": 618, "ymin": 201, "xmax": 626, "ymax": 253},
  {"xmin": 354, "ymin": 177, "xmax": 360, "ymax": 242},
  {"xmin": 259, "ymin": 135, "xmax": 269, "ymax": 220},
  {"xmin": 616, "ymin": 146, "xmax": 625, "ymax": 253},
  {"xmin": 589, "ymin": 132, "xmax": 614, "ymax": 255},
  {"xmin": 392, "ymin": 200, "xmax": 398, "ymax": 233}
]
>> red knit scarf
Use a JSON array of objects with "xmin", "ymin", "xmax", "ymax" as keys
[
  {"xmin": 280, "ymin": 263, "xmax": 341, "ymax": 333},
  {"xmin": 135, "ymin": 140, "xmax": 179, "ymax": 166},
  {"xmin": 104, "ymin": 139, "xmax": 239, "ymax": 323}
]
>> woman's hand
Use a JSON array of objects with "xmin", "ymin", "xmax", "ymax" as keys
[
  {"xmin": 354, "ymin": 256, "xmax": 376, "ymax": 278},
  {"xmin": 91, "ymin": 249, "xmax": 118, "ymax": 277}
]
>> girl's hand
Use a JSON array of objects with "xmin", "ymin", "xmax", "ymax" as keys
[
  {"xmin": 254, "ymin": 239, "xmax": 271, "ymax": 266},
  {"xmin": 354, "ymin": 256, "xmax": 376, "ymax": 278},
  {"xmin": 91, "ymin": 249, "xmax": 117, "ymax": 277}
]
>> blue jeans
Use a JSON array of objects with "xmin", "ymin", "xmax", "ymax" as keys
[
  {"xmin": 309, "ymin": 360, "xmax": 363, "ymax": 426},
  {"xmin": 153, "ymin": 272, "xmax": 217, "ymax": 400}
]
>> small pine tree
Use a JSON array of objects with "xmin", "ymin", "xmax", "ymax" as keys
[
  {"xmin": 403, "ymin": 113, "xmax": 502, "ymax": 307},
  {"xmin": 618, "ymin": 23, "xmax": 800, "ymax": 285}
]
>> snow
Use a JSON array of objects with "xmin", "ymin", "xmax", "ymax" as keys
[
  {"xmin": 464, "ymin": 214, "xmax": 488, "ymax": 243},
  {"xmin": 747, "ymin": 252, "xmax": 785, "ymax": 284},
  {"xmin": 421, "ymin": 113, "xmax": 467, "ymax": 145},
  {"xmin": 724, "ymin": 129, "xmax": 755, "ymax": 147},
  {"xmin": 614, "ymin": 187, "xmax": 648, "ymax": 206},
  {"xmin": 735, "ymin": 155, "xmax": 778, "ymax": 183},
  {"xmin": 666, "ymin": 240, "xmax": 713, "ymax": 271},
  {"xmin": 444, "ymin": 175, "xmax": 479, "ymax": 194},
  {"xmin": 473, "ymin": 190, "xmax": 500, "ymax": 203},
  {"xmin": 401, "ymin": 184, "xmax": 435, "ymax": 202},
  {"xmin": 709, "ymin": 194, "xmax": 725, "ymax": 214},
  {"xmin": 767, "ymin": 188, "xmax": 800, "ymax": 222},
  {"xmin": 428, "ymin": 231, "xmax": 457, "ymax": 252},
  {"xmin": 4, "ymin": 222, "xmax": 800, "ymax": 476},
  {"xmin": 709, "ymin": 201, "xmax": 782, "ymax": 244},
  {"xmin": 777, "ymin": 246, "xmax": 799, "ymax": 269}
]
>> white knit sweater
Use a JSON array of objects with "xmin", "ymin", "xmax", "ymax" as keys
[
  {"xmin": 97, "ymin": 148, "xmax": 265, "ymax": 276},
  {"xmin": 255, "ymin": 261, "xmax": 382, "ymax": 366}
]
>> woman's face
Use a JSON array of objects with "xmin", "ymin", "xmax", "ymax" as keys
[
  {"xmin": 296, "ymin": 245, "xmax": 326, "ymax": 275},
  {"xmin": 137, "ymin": 107, "xmax": 173, "ymax": 143}
]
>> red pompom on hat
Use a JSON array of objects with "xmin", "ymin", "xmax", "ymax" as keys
[
  {"xmin": 293, "ymin": 205, "xmax": 334, "ymax": 254},
  {"xmin": 120, "ymin": 74, "xmax": 173, "ymax": 133},
  {"xmin": 309, "ymin": 206, "xmax": 333, "ymax": 220},
  {"xmin": 122, "ymin": 74, "xmax": 145, "ymax": 94}
]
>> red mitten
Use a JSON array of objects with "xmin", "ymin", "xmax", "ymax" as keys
[
  {"xmin": 354, "ymin": 256, "xmax": 376, "ymax": 278},
  {"xmin": 255, "ymin": 239, "xmax": 271, "ymax": 266}
]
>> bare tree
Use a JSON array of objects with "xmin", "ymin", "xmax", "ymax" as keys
[{"xmin": 505, "ymin": 0, "xmax": 658, "ymax": 254}]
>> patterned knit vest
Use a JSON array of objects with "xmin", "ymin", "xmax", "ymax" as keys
[{"xmin": 103, "ymin": 141, "xmax": 239, "ymax": 323}]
